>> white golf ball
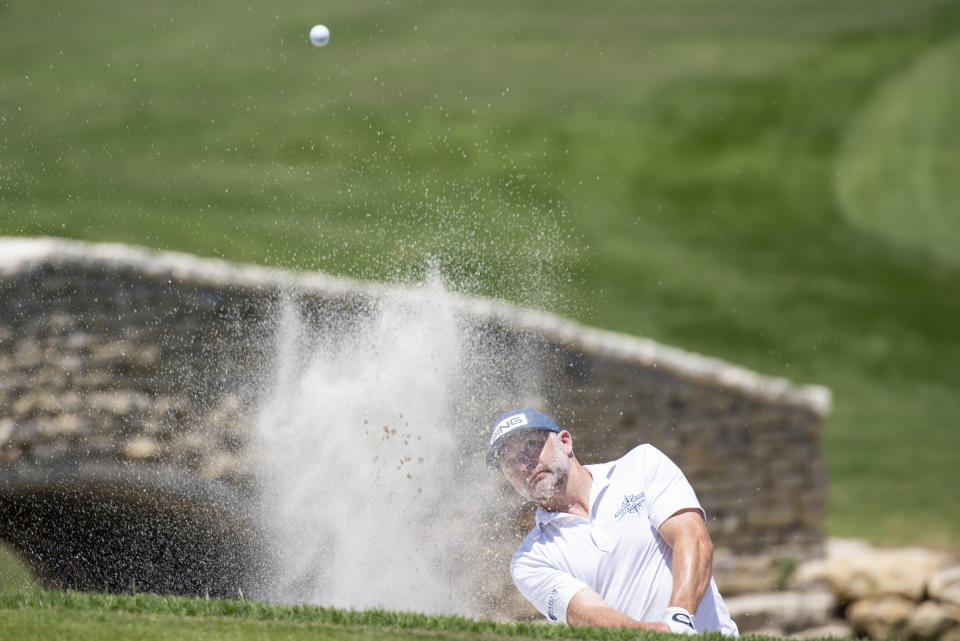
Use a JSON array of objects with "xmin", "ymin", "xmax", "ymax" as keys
[{"xmin": 309, "ymin": 24, "xmax": 330, "ymax": 47}]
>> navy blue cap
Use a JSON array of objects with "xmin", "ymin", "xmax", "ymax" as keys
[{"xmin": 486, "ymin": 408, "xmax": 561, "ymax": 469}]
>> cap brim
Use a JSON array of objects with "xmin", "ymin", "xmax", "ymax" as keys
[{"xmin": 485, "ymin": 426, "xmax": 556, "ymax": 471}]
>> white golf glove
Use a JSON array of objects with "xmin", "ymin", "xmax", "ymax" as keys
[{"xmin": 663, "ymin": 606, "xmax": 698, "ymax": 635}]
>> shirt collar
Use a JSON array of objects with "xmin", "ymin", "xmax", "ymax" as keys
[
  {"xmin": 535, "ymin": 460, "xmax": 617, "ymax": 528},
  {"xmin": 535, "ymin": 504, "xmax": 571, "ymax": 528}
]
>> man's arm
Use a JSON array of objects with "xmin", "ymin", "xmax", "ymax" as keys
[
  {"xmin": 567, "ymin": 587, "xmax": 670, "ymax": 631},
  {"xmin": 658, "ymin": 508, "xmax": 714, "ymax": 615}
]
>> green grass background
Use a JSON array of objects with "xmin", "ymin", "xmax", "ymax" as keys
[
  {"xmin": 2, "ymin": 0, "xmax": 959, "ymax": 560},
  {"xmin": 0, "ymin": 586, "xmax": 750, "ymax": 641}
]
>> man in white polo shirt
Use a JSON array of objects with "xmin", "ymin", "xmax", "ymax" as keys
[{"xmin": 487, "ymin": 408, "xmax": 738, "ymax": 635}]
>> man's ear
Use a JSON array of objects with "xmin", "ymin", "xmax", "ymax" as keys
[{"xmin": 558, "ymin": 430, "xmax": 574, "ymax": 455}]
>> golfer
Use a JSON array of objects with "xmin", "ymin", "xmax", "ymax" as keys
[{"xmin": 488, "ymin": 408, "xmax": 739, "ymax": 635}]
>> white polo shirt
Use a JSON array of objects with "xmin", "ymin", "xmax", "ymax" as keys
[{"xmin": 510, "ymin": 444, "xmax": 738, "ymax": 635}]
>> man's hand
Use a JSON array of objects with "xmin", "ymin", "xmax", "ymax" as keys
[{"xmin": 663, "ymin": 606, "xmax": 697, "ymax": 635}]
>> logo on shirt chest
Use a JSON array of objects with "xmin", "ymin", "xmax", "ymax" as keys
[{"xmin": 613, "ymin": 492, "xmax": 646, "ymax": 521}]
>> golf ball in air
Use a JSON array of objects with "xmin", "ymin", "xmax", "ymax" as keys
[{"xmin": 309, "ymin": 24, "xmax": 330, "ymax": 47}]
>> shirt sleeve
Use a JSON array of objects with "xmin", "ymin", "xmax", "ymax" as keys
[
  {"xmin": 633, "ymin": 444, "xmax": 704, "ymax": 529},
  {"xmin": 510, "ymin": 534, "xmax": 589, "ymax": 624}
]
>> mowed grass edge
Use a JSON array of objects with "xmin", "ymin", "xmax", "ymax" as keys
[{"xmin": 0, "ymin": 588, "xmax": 766, "ymax": 641}]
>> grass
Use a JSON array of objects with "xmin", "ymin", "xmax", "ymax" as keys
[
  {"xmin": 835, "ymin": 34, "xmax": 960, "ymax": 266},
  {"xmin": 0, "ymin": 587, "xmax": 741, "ymax": 641},
  {"xmin": 1, "ymin": 0, "xmax": 959, "ymax": 555},
  {"xmin": 0, "ymin": 543, "xmax": 35, "ymax": 595}
]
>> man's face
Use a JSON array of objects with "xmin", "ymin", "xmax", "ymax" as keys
[{"xmin": 497, "ymin": 430, "xmax": 570, "ymax": 503}]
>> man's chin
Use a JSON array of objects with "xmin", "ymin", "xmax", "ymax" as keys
[{"xmin": 528, "ymin": 477, "xmax": 556, "ymax": 501}]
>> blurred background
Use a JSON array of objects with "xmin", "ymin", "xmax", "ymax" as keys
[{"xmin": 1, "ymin": 0, "xmax": 958, "ymax": 583}]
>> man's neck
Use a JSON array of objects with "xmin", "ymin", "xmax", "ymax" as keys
[{"xmin": 540, "ymin": 461, "xmax": 593, "ymax": 518}]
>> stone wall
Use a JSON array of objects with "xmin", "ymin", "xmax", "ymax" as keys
[
  {"xmin": 725, "ymin": 538, "xmax": 960, "ymax": 641},
  {"xmin": 0, "ymin": 237, "xmax": 831, "ymax": 604}
]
